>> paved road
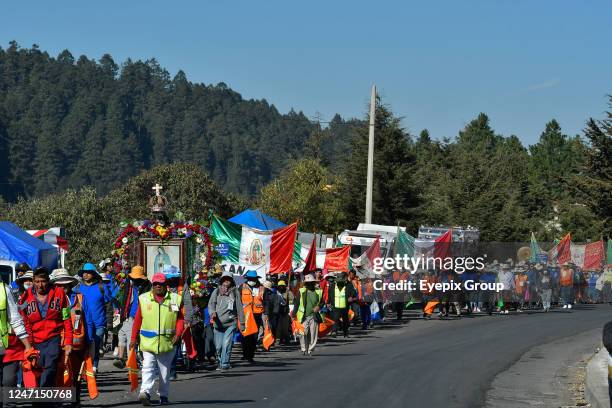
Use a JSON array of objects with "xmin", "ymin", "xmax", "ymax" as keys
[{"xmin": 88, "ymin": 305, "xmax": 612, "ymax": 408}]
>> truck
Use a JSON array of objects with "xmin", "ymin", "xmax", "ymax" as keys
[{"xmin": 337, "ymin": 223, "xmax": 406, "ymax": 258}]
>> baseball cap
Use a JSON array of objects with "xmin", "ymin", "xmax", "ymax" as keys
[{"xmin": 152, "ymin": 273, "xmax": 167, "ymax": 284}]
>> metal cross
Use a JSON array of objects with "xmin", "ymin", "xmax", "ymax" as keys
[{"xmin": 152, "ymin": 183, "xmax": 163, "ymax": 196}]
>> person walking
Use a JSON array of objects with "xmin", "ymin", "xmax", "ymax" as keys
[
  {"xmin": 275, "ymin": 280, "xmax": 293, "ymax": 345},
  {"xmin": 208, "ymin": 271, "xmax": 243, "ymax": 371},
  {"xmin": 0, "ymin": 270, "xmax": 32, "ymax": 397},
  {"xmin": 77, "ymin": 263, "xmax": 112, "ymax": 374},
  {"xmin": 19, "ymin": 267, "xmax": 72, "ymax": 387},
  {"xmin": 559, "ymin": 262, "xmax": 574, "ymax": 309},
  {"xmin": 114, "ymin": 265, "xmax": 151, "ymax": 369},
  {"xmin": 239, "ymin": 270, "xmax": 267, "ymax": 363},
  {"xmin": 540, "ymin": 268, "xmax": 553, "ymax": 312},
  {"xmin": 291, "ymin": 274, "xmax": 322, "ymax": 356},
  {"xmin": 131, "ymin": 273, "xmax": 184, "ymax": 406},
  {"xmin": 326, "ymin": 272, "xmax": 356, "ymax": 338}
]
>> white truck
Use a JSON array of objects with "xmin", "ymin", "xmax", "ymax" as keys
[
  {"xmin": 337, "ymin": 223, "xmax": 406, "ymax": 258},
  {"xmin": 0, "ymin": 260, "xmax": 17, "ymax": 286}
]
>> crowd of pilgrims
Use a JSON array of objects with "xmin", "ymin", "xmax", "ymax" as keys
[{"xmin": 2, "ymin": 258, "xmax": 610, "ymax": 406}]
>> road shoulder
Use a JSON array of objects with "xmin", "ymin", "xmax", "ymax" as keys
[{"xmin": 485, "ymin": 328, "xmax": 600, "ymax": 408}]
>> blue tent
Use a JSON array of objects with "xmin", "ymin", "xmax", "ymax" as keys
[
  {"xmin": 228, "ymin": 209, "xmax": 286, "ymax": 230},
  {"xmin": 0, "ymin": 222, "xmax": 58, "ymax": 269}
]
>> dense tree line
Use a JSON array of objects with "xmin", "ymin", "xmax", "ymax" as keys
[
  {"xmin": 1, "ymin": 43, "xmax": 609, "ymax": 244},
  {"xmin": 0, "ymin": 42, "xmax": 323, "ymax": 200}
]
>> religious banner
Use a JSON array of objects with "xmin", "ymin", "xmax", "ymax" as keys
[
  {"xmin": 583, "ymin": 241, "xmax": 605, "ymax": 270},
  {"xmin": 210, "ymin": 215, "xmax": 297, "ymax": 278}
]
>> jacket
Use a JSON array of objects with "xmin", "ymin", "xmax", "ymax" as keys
[{"xmin": 207, "ymin": 286, "xmax": 244, "ymax": 328}]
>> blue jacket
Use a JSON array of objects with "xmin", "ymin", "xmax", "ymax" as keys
[{"xmin": 78, "ymin": 282, "xmax": 112, "ymax": 337}]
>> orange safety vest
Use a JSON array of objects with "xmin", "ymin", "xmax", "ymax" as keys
[
  {"xmin": 422, "ymin": 276, "xmax": 437, "ymax": 295},
  {"xmin": 63, "ymin": 293, "xmax": 86, "ymax": 351},
  {"xmin": 514, "ymin": 275, "xmax": 527, "ymax": 295},
  {"xmin": 241, "ymin": 285, "xmax": 264, "ymax": 314},
  {"xmin": 560, "ymin": 268, "xmax": 573, "ymax": 287},
  {"xmin": 351, "ymin": 278, "xmax": 362, "ymax": 301}
]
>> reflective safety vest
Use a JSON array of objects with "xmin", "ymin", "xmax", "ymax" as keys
[
  {"xmin": 334, "ymin": 285, "xmax": 347, "ymax": 309},
  {"xmin": 69, "ymin": 294, "xmax": 86, "ymax": 351},
  {"xmin": 296, "ymin": 288, "xmax": 322, "ymax": 322},
  {"xmin": 0, "ymin": 283, "xmax": 9, "ymax": 348},
  {"xmin": 138, "ymin": 291, "xmax": 181, "ymax": 354},
  {"xmin": 241, "ymin": 285, "xmax": 264, "ymax": 314}
]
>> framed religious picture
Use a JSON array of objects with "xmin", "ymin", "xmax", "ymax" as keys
[{"xmin": 139, "ymin": 239, "xmax": 186, "ymax": 280}]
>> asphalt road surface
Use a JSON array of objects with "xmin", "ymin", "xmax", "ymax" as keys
[{"xmin": 90, "ymin": 305, "xmax": 612, "ymax": 408}]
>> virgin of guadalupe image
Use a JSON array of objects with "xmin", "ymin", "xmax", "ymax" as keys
[
  {"xmin": 154, "ymin": 247, "xmax": 171, "ymax": 274},
  {"xmin": 248, "ymin": 239, "xmax": 266, "ymax": 265}
]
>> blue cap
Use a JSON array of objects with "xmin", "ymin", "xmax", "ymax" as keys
[
  {"xmin": 163, "ymin": 265, "xmax": 181, "ymax": 279},
  {"xmin": 78, "ymin": 262, "xmax": 99, "ymax": 277},
  {"xmin": 245, "ymin": 270, "xmax": 259, "ymax": 279}
]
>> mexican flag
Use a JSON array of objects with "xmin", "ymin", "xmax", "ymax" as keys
[
  {"xmin": 351, "ymin": 237, "xmax": 381, "ymax": 279},
  {"xmin": 209, "ymin": 215, "xmax": 297, "ymax": 278},
  {"xmin": 293, "ymin": 239, "xmax": 350, "ymax": 273}
]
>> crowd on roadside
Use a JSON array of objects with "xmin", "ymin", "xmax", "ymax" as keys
[{"xmin": 0, "ymin": 258, "xmax": 610, "ymax": 407}]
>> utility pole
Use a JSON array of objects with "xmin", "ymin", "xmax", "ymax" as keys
[{"xmin": 365, "ymin": 85, "xmax": 376, "ymax": 224}]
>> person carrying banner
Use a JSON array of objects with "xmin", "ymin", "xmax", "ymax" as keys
[
  {"xmin": 19, "ymin": 267, "xmax": 72, "ymax": 387},
  {"xmin": 291, "ymin": 274, "xmax": 322, "ymax": 356},
  {"xmin": 130, "ymin": 273, "xmax": 184, "ymax": 406}
]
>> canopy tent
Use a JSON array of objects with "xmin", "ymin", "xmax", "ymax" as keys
[
  {"xmin": 0, "ymin": 222, "xmax": 58, "ymax": 269},
  {"xmin": 228, "ymin": 209, "xmax": 286, "ymax": 231}
]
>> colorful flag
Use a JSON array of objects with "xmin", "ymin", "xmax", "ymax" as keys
[
  {"xmin": 434, "ymin": 228, "xmax": 453, "ymax": 262},
  {"xmin": 549, "ymin": 233, "xmax": 571, "ymax": 265},
  {"xmin": 530, "ymin": 232, "xmax": 543, "ymax": 263},
  {"xmin": 583, "ymin": 241, "xmax": 605, "ymax": 270},
  {"xmin": 293, "ymin": 242, "xmax": 350, "ymax": 272},
  {"xmin": 351, "ymin": 238, "xmax": 381, "ymax": 278},
  {"xmin": 209, "ymin": 216, "xmax": 297, "ymax": 278},
  {"xmin": 394, "ymin": 226, "xmax": 415, "ymax": 258}
]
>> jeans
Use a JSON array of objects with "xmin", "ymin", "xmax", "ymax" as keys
[
  {"xmin": 560, "ymin": 286, "xmax": 573, "ymax": 305},
  {"xmin": 541, "ymin": 289, "xmax": 552, "ymax": 309},
  {"xmin": 92, "ymin": 327, "xmax": 106, "ymax": 369},
  {"xmin": 360, "ymin": 304, "xmax": 371, "ymax": 329},
  {"xmin": 213, "ymin": 322, "xmax": 236, "ymax": 368}
]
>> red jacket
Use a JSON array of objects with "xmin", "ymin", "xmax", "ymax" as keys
[{"xmin": 20, "ymin": 286, "xmax": 73, "ymax": 346}]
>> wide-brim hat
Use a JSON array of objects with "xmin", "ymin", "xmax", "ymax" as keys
[
  {"xmin": 129, "ymin": 266, "xmax": 146, "ymax": 280},
  {"xmin": 245, "ymin": 270, "xmax": 259, "ymax": 280},
  {"xmin": 51, "ymin": 269, "xmax": 79, "ymax": 286},
  {"xmin": 220, "ymin": 271, "xmax": 235, "ymax": 283},
  {"xmin": 304, "ymin": 274, "xmax": 319, "ymax": 283},
  {"xmin": 99, "ymin": 273, "xmax": 111, "ymax": 282},
  {"xmin": 16, "ymin": 271, "xmax": 33, "ymax": 282},
  {"xmin": 78, "ymin": 263, "xmax": 100, "ymax": 278}
]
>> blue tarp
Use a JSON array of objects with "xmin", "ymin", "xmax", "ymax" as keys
[
  {"xmin": 228, "ymin": 209, "xmax": 286, "ymax": 231},
  {"xmin": 0, "ymin": 222, "xmax": 58, "ymax": 269}
]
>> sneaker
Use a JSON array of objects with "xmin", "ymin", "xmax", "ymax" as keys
[
  {"xmin": 568, "ymin": 304, "xmax": 572, "ymax": 309},
  {"xmin": 113, "ymin": 359, "xmax": 126, "ymax": 369},
  {"xmin": 307, "ymin": 351, "xmax": 312, "ymax": 357},
  {"xmin": 113, "ymin": 347, "xmax": 119, "ymax": 358},
  {"xmin": 215, "ymin": 367, "xmax": 222, "ymax": 371},
  {"xmin": 138, "ymin": 392, "xmax": 151, "ymax": 406},
  {"xmin": 160, "ymin": 396, "xmax": 169, "ymax": 405}
]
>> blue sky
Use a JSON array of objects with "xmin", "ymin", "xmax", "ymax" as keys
[{"xmin": 2, "ymin": 0, "xmax": 610, "ymax": 145}]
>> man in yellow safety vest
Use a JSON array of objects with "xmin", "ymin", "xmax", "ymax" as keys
[
  {"xmin": 130, "ymin": 273, "xmax": 184, "ymax": 406},
  {"xmin": 291, "ymin": 274, "xmax": 322, "ymax": 356}
]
